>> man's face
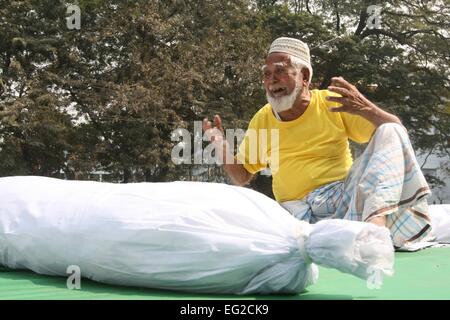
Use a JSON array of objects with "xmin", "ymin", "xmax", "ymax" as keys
[
  {"xmin": 263, "ymin": 53, "xmax": 301, "ymax": 98},
  {"xmin": 262, "ymin": 53, "xmax": 302, "ymax": 112}
]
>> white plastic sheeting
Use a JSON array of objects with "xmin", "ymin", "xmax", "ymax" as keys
[
  {"xmin": 0, "ymin": 176, "xmax": 394, "ymax": 294},
  {"xmin": 430, "ymin": 204, "xmax": 450, "ymax": 243}
]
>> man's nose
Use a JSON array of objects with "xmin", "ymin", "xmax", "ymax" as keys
[{"xmin": 265, "ymin": 73, "xmax": 279, "ymax": 84}]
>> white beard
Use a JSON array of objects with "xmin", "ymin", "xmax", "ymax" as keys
[{"xmin": 267, "ymin": 81, "xmax": 302, "ymax": 114}]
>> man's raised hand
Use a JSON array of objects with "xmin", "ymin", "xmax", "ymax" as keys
[
  {"xmin": 202, "ymin": 114, "xmax": 231, "ymax": 164},
  {"xmin": 326, "ymin": 76, "xmax": 403, "ymax": 128},
  {"xmin": 326, "ymin": 76, "xmax": 375, "ymax": 115},
  {"xmin": 202, "ymin": 115, "xmax": 224, "ymax": 143}
]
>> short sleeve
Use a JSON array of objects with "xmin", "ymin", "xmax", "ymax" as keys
[
  {"xmin": 325, "ymin": 90, "xmax": 376, "ymax": 143},
  {"xmin": 236, "ymin": 113, "xmax": 268, "ymax": 174},
  {"xmin": 341, "ymin": 113, "xmax": 376, "ymax": 143}
]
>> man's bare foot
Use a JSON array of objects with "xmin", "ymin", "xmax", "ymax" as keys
[{"xmin": 368, "ymin": 215, "xmax": 387, "ymax": 227}]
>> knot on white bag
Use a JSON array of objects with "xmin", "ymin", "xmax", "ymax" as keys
[{"xmin": 292, "ymin": 221, "xmax": 313, "ymax": 264}]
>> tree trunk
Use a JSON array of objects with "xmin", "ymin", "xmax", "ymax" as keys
[{"xmin": 122, "ymin": 167, "xmax": 131, "ymax": 183}]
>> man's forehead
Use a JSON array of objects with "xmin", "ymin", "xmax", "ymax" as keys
[
  {"xmin": 262, "ymin": 53, "xmax": 293, "ymax": 70},
  {"xmin": 265, "ymin": 52, "xmax": 292, "ymax": 64}
]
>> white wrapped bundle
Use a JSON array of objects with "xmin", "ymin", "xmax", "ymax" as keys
[
  {"xmin": 429, "ymin": 205, "xmax": 450, "ymax": 243},
  {"xmin": 0, "ymin": 176, "xmax": 394, "ymax": 294}
]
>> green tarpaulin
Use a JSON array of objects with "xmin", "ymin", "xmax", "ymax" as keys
[{"xmin": 1, "ymin": 248, "xmax": 449, "ymax": 300}]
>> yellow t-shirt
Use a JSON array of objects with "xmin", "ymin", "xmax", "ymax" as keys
[{"xmin": 237, "ymin": 89, "xmax": 376, "ymax": 202}]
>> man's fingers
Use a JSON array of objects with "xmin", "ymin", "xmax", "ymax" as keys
[
  {"xmin": 325, "ymin": 95, "xmax": 347, "ymax": 105},
  {"xmin": 205, "ymin": 121, "xmax": 212, "ymax": 133},
  {"xmin": 202, "ymin": 118, "xmax": 211, "ymax": 132},
  {"xmin": 203, "ymin": 116, "xmax": 224, "ymax": 142},
  {"xmin": 331, "ymin": 76, "xmax": 353, "ymax": 90},
  {"xmin": 327, "ymin": 86, "xmax": 350, "ymax": 97},
  {"xmin": 214, "ymin": 114, "xmax": 222, "ymax": 130},
  {"xmin": 210, "ymin": 128, "xmax": 224, "ymax": 142}
]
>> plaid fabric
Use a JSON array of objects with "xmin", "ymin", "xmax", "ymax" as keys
[{"xmin": 281, "ymin": 123, "xmax": 434, "ymax": 248}]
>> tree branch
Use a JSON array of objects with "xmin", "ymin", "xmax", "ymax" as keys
[
  {"xmin": 360, "ymin": 28, "xmax": 406, "ymax": 43},
  {"xmin": 420, "ymin": 145, "xmax": 435, "ymax": 169},
  {"xmin": 305, "ymin": 0, "xmax": 311, "ymax": 14},
  {"xmin": 354, "ymin": 8, "xmax": 368, "ymax": 36},
  {"xmin": 333, "ymin": 0, "xmax": 340, "ymax": 33}
]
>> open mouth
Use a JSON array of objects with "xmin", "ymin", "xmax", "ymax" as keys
[{"xmin": 270, "ymin": 87, "xmax": 287, "ymax": 98}]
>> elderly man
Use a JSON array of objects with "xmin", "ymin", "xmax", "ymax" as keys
[{"xmin": 203, "ymin": 37, "xmax": 433, "ymax": 248}]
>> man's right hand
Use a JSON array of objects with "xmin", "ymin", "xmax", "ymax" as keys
[
  {"xmin": 202, "ymin": 114, "xmax": 229, "ymax": 164},
  {"xmin": 202, "ymin": 115, "xmax": 225, "ymax": 144},
  {"xmin": 202, "ymin": 115, "xmax": 253, "ymax": 186}
]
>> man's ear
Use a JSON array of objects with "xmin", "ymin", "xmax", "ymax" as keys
[{"xmin": 301, "ymin": 68, "xmax": 310, "ymax": 85}]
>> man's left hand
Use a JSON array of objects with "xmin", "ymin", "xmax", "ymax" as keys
[{"xmin": 326, "ymin": 76, "xmax": 375, "ymax": 115}]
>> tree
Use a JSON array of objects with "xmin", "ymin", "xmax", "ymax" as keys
[{"xmin": 1, "ymin": 0, "xmax": 448, "ymax": 198}]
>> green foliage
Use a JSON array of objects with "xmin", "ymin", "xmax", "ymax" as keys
[{"xmin": 0, "ymin": 0, "xmax": 448, "ymax": 193}]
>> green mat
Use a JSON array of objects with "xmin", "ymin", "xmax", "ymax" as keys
[{"xmin": 1, "ymin": 247, "xmax": 449, "ymax": 300}]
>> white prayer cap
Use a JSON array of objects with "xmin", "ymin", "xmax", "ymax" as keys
[
  {"xmin": 269, "ymin": 37, "xmax": 311, "ymax": 65},
  {"xmin": 268, "ymin": 37, "xmax": 313, "ymax": 82}
]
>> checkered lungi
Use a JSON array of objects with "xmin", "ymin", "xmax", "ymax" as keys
[{"xmin": 281, "ymin": 123, "xmax": 433, "ymax": 249}]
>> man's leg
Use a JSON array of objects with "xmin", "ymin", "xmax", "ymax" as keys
[
  {"xmin": 280, "ymin": 199, "xmax": 312, "ymax": 222},
  {"xmin": 335, "ymin": 123, "xmax": 434, "ymax": 248},
  {"xmin": 281, "ymin": 181, "xmax": 343, "ymax": 223},
  {"xmin": 369, "ymin": 215, "xmax": 387, "ymax": 227}
]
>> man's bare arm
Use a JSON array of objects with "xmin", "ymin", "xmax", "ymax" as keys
[
  {"xmin": 223, "ymin": 158, "xmax": 253, "ymax": 186},
  {"xmin": 203, "ymin": 115, "xmax": 254, "ymax": 186}
]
